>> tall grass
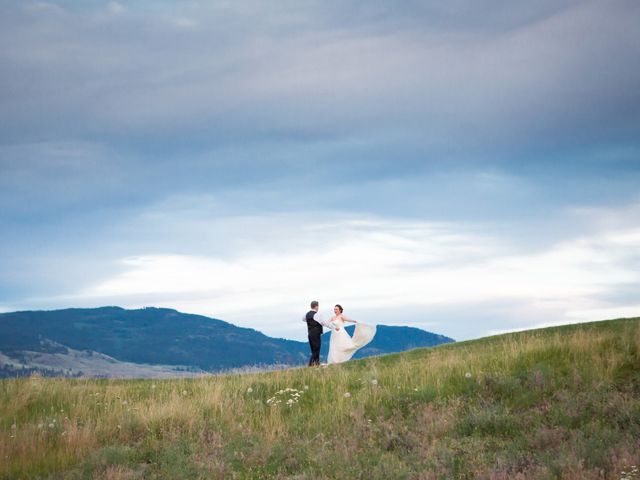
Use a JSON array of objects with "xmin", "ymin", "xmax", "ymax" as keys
[{"xmin": 1, "ymin": 317, "xmax": 639, "ymax": 479}]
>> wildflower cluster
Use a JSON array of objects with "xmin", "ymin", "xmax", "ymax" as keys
[
  {"xmin": 266, "ymin": 387, "xmax": 304, "ymax": 407},
  {"xmin": 620, "ymin": 465, "xmax": 639, "ymax": 480},
  {"xmin": 34, "ymin": 417, "xmax": 66, "ymax": 436},
  {"xmin": 358, "ymin": 377, "xmax": 379, "ymax": 386}
]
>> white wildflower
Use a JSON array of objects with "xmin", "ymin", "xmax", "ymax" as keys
[
  {"xmin": 48, "ymin": 423, "xmax": 54, "ymax": 428},
  {"xmin": 343, "ymin": 392, "xmax": 351, "ymax": 398},
  {"xmin": 246, "ymin": 387, "xmax": 253, "ymax": 393},
  {"xmin": 267, "ymin": 387, "xmax": 303, "ymax": 407},
  {"xmin": 371, "ymin": 379, "xmax": 378, "ymax": 386},
  {"xmin": 465, "ymin": 372, "xmax": 472, "ymax": 378}
]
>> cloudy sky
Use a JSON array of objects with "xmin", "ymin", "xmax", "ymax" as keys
[{"xmin": 1, "ymin": 0, "xmax": 639, "ymax": 341}]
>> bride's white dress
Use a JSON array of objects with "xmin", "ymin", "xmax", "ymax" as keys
[{"xmin": 327, "ymin": 317, "xmax": 376, "ymax": 364}]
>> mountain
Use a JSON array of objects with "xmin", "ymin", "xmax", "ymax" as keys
[{"xmin": 0, "ymin": 306, "xmax": 454, "ymax": 377}]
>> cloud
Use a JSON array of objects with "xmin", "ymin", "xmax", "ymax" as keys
[
  {"xmin": 106, "ymin": 2, "xmax": 125, "ymax": 15},
  {"xmin": 0, "ymin": 1, "xmax": 638, "ymax": 342},
  {"xmin": 0, "ymin": 0, "xmax": 638, "ymax": 156},
  {"xmin": 171, "ymin": 17, "xmax": 197, "ymax": 30},
  {"xmin": 14, "ymin": 198, "xmax": 638, "ymax": 340}
]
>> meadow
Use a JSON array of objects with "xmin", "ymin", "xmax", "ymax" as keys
[{"xmin": 1, "ymin": 317, "xmax": 639, "ymax": 479}]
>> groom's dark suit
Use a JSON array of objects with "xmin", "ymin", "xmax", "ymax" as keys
[{"xmin": 305, "ymin": 310, "xmax": 324, "ymax": 366}]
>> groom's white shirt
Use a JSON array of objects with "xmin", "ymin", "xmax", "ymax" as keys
[{"xmin": 302, "ymin": 311, "xmax": 336, "ymax": 330}]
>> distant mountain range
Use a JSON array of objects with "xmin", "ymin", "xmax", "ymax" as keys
[{"xmin": 0, "ymin": 307, "xmax": 454, "ymax": 378}]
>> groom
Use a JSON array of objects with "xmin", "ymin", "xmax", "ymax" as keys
[{"xmin": 303, "ymin": 300, "xmax": 339, "ymax": 366}]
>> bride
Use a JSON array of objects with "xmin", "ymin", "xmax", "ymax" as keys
[{"xmin": 327, "ymin": 304, "xmax": 376, "ymax": 365}]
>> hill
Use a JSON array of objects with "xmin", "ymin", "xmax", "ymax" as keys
[
  {"xmin": 0, "ymin": 316, "xmax": 638, "ymax": 478},
  {"xmin": 0, "ymin": 307, "xmax": 454, "ymax": 377}
]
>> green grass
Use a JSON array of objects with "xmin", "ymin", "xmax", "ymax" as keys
[{"xmin": 1, "ymin": 317, "xmax": 639, "ymax": 479}]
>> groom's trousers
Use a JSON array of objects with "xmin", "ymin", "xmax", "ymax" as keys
[{"xmin": 308, "ymin": 325, "xmax": 322, "ymax": 366}]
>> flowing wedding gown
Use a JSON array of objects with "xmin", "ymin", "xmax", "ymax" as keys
[{"xmin": 327, "ymin": 317, "xmax": 376, "ymax": 364}]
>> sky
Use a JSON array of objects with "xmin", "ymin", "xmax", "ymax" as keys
[{"xmin": 1, "ymin": 0, "xmax": 639, "ymax": 342}]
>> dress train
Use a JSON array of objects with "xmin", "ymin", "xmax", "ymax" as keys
[{"xmin": 327, "ymin": 320, "xmax": 376, "ymax": 364}]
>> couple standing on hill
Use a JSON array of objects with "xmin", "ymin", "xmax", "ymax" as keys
[{"xmin": 303, "ymin": 300, "xmax": 376, "ymax": 366}]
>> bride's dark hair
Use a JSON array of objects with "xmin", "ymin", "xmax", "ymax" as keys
[{"xmin": 335, "ymin": 304, "xmax": 343, "ymax": 313}]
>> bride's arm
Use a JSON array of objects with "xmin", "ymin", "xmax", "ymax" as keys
[
  {"xmin": 325, "ymin": 315, "xmax": 340, "ymax": 330},
  {"xmin": 341, "ymin": 315, "xmax": 357, "ymax": 323}
]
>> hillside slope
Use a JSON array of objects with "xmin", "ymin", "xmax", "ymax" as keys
[{"xmin": 1, "ymin": 317, "xmax": 638, "ymax": 479}]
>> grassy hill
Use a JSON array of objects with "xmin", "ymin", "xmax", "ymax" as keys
[{"xmin": 1, "ymin": 317, "xmax": 639, "ymax": 479}]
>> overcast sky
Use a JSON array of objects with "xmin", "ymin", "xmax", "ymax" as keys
[{"xmin": 1, "ymin": 0, "xmax": 639, "ymax": 341}]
